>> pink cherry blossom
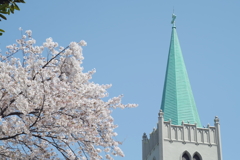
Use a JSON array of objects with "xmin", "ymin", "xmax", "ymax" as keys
[{"xmin": 0, "ymin": 30, "xmax": 137, "ymax": 159}]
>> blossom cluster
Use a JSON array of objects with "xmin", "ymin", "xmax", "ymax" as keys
[{"xmin": 0, "ymin": 30, "xmax": 137, "ymax": 159}]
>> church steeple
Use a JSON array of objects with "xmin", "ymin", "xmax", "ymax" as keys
[
  {"xmin": 142, "ymin": 14, "xmax": 222, "ymax": 160},
  {"xmin": 160, "ymin": 14, "xmax": 202, "ymax": 127}
]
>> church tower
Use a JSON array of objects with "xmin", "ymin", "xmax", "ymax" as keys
[{"xmin": 142, "ymin": 14, "xmax": 223, "ymax": 160}]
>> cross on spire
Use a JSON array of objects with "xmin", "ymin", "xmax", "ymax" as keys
[{"xmin": 171, "ymin": 13, "xmax": 177, "ymax": 27}]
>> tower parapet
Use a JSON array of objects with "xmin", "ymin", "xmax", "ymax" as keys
[
  {"xmin": 163, "ymin": 121, "xmax": 216, "ymax": 145},
  {"xmin": 142, "ymin": 111, "xmax": 222, "ymax": 160}
]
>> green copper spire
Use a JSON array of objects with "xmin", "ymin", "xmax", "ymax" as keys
[{"xmin": 161, "ymin": 14, "xmax": 202, "ymax": 127}]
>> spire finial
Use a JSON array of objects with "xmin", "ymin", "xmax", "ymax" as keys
[{"xmin": 171, "ymin": 13, "xmax": 177, "ymax": 27}]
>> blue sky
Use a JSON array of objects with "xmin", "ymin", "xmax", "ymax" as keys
[{"xmin": 1, "ymin": 1, "xmax": 240, "ymax": 159}]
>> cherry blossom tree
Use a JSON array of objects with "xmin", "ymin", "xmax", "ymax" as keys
[{"xmin": 0, "ymin": 30, "xmax": 137, "ymax": 159}]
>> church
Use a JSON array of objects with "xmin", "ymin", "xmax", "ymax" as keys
[{"xmin": 142, "ymin": 14, "xmax": 223, "ymax": 160}]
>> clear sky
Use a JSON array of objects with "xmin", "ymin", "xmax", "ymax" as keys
[{"xmin": 1, "ymin": 1, "xmax": 240, "ymax": 159}]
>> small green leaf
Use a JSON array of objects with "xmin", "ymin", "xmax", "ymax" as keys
[
  {"xmin": 0, "ymin": 11, "xmax": 8, "ymax": 14},
  {"xmin": 0, "ymin": 14, "xmax": 7, "ymax": 20},
  {"xmin": 0, "ymin": 29, "xmax": 5, "ymax": 32},
  {"xmin": 0, "ymin": 33, "xmax": 3, "ymax": 36},
  {"xmin": 10, "ymin": 4, "xmax": 14, "ymax": 14},
  {"xmin": 0, "ymin": 4, "xmax": 8, "ymax": 10},
  {"xmin": 0, "ymin": 5, "xmax": 5, "ymax": 10},
  {"xmin": 0, "ymin": 7, "xmax": 8, "ymax": 12},
  {"xmin": 14, "ymin": 4, "xmax": 20, "ymax": 10}
]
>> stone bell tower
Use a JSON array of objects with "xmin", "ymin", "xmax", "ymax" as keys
[{"xmin": 142, "ymin": 14, "xmax": 223, "ymax": 160}]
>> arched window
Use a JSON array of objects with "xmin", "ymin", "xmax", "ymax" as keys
[
  {"xmin": 182, "ymin": 153, "xmax": 190, "ymax": 160},
  {"xmin": 193, "ymin": 154, "xmax": 201, "ymax": 160}
]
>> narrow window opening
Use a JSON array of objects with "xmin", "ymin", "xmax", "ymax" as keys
[
  {"xmin": 193, "ymin": 154, "xmax": 201, "ymax": 160},
  {"xmin": 182, "ymin": 153, "xmax": 190, "ymax": 160}
]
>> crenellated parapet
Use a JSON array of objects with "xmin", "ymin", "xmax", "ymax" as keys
[
  {"xmin": 142, "ymin": 110, "xmax": 222, "ymax": 160},
  {"xmin": 163, "ymin": 121, "xmax": 217, "ymax": 146}
]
